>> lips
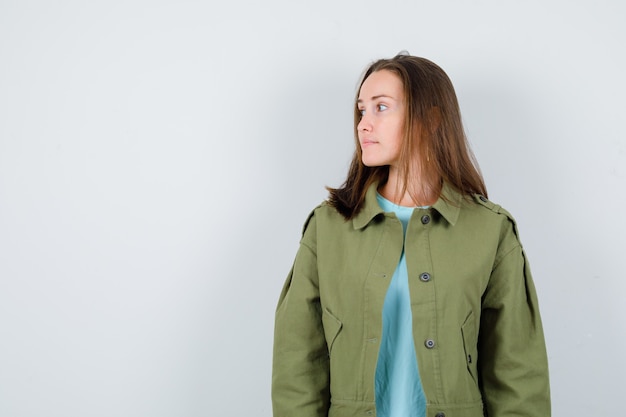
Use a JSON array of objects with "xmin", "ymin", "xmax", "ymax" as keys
[{"xmin": 360, "ymin": 138, "xmax": 378, "ymax": 148}]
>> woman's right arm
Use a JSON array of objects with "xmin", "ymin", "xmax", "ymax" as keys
[{"xmin": 272, "ymin": 212, "xmax": 330, "ymax": 417}]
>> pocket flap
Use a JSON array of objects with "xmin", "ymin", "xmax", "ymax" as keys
[{"xmin": 322, "ymin": 308, "xmax": 343, "ymax": 353}]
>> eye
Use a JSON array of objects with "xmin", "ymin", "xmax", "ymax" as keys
[
  {"xmin": 358, "ymin": 108, "xmax": 365, "ymax": 116},
  {"xmin": 377, "ymin": 104, "xmax": 388, "ymax": 112}
]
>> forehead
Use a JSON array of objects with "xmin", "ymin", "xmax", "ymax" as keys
[{"xmin": 358, "ymin": 70, "xmax": 404, "ymax": 100}]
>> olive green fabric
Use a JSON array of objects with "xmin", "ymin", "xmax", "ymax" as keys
[{"xmin": 272, "ymin": 182, "xmax": 550, "ymax": 417}]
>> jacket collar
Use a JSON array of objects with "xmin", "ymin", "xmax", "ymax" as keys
[{"xmin": 352, "ymin": 181, "xmax": 462, "ymax": 229}]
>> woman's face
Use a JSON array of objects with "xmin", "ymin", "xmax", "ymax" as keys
[{"xmin": 357, "ymin": 70, "xmax": 405, "ymax": 168}]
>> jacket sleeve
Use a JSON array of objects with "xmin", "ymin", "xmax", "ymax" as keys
[
  {"xmin": 272, "ymin": 211, "xmax": 330, "ymax": 417},
  {"xmin": 478, "ymin": 219, "xmax": 551, "ymax": 417}
]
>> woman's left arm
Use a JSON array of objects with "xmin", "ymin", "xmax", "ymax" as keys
[{"xmin": 478, "ymin": 220, "xmax": 551, "ymax": 417}]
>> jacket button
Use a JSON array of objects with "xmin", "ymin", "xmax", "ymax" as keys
[
  {"xmin": 425, "ymin": 339, "xmax": 436, "ymax": 349},
  {"xmin": 421, "ymin": 215, "xmax": 430, "ymax": 224},
  {"xmin": 479, "ymin": 195, "xmax": 487, "ymax": 202},
  {"xmin": 419, "ymin": 272, "xmax": 431, "ymax": 282},
  {"xmin": 435, "ymin": 413, "xmax": 445, "ymax": 417}
]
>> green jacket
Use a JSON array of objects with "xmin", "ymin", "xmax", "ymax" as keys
[{"xmin": 272, "ymin": 182, "xmax": 550, "ymax": 417}]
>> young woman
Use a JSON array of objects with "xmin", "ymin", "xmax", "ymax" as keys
[{"xmin": 272, "ymin": 54, "xmax": 550, "ymax": 417}]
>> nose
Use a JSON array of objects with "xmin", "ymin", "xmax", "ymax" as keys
[{"xmin": 358, "ymin": 114, "xmax": 372, "ymax": 132}]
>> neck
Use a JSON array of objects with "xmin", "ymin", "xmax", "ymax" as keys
[{"xmin": 379, "ymin": 166, "xmax": 440, "ymax": 207}]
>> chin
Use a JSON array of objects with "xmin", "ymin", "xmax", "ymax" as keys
[
  {"xmin": 361, "ymin": 160, "xmax": 376, "ymax": 167},
  {"xmin": 361, "ymin": 158, "xmax": 387, "ymax": 167}
]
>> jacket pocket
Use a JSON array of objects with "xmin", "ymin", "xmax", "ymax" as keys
[
  {"xmin": 461, "ymin": 311, "xmax": 479, "ymax": 387},
  {"xmin": 322, "ymin": 308, "xmax": 343, "ymax": 355}
]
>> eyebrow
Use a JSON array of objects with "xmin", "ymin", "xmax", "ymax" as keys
[{"xmin": 357, "ymin": 94, "xmax": 395, "ymax": 103}]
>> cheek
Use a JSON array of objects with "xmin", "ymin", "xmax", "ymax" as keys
[{"xmin": 391, "ymin": 125, "xmax": 404, "ymax": 150}]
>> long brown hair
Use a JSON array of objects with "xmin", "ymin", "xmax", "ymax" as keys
[{"xmin": 327, "ymin": 54, "xmax": 487, "ymax": 219}]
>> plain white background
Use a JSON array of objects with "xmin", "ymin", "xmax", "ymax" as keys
[{"xmin": 1, "ymin": 0, "xmax": 624, "ymax": 415}]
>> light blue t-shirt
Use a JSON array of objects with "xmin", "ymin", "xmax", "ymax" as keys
[{"xmin": 374, "ymin": 193, "xmax": 427, "ymax": 417}]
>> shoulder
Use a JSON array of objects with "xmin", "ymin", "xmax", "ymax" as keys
[
  {"xmin": 297, "ymin": 202, "xmax": 346, "ymax": 254},
  {"xmin": 300, "ymin": 201, "xmax": 350, "ymax": 236},
  {"xmin": 470, "ymin": 194, "xmax": 521, "ymax": 237},
  {"xmin": 464, "ymin": 194, "xmax": 526, "ymax": 256},
  {"xmin": 471, "ymin": 194, "xmax": 512, "ymax": 217}
]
